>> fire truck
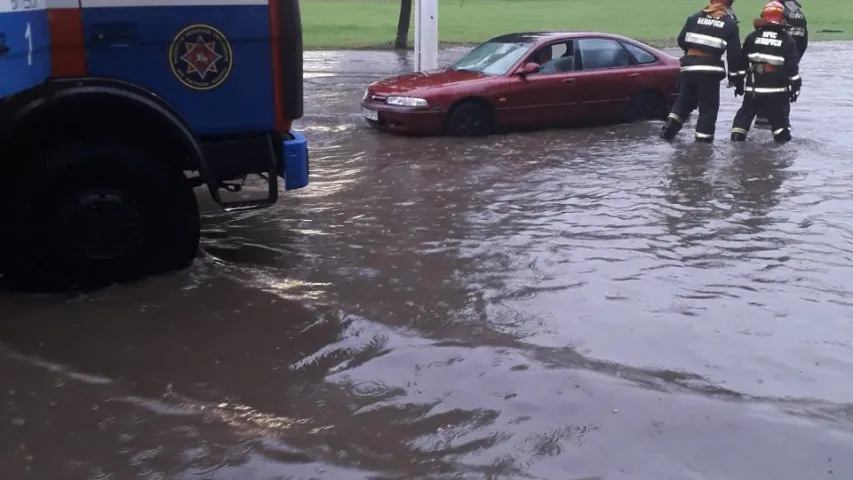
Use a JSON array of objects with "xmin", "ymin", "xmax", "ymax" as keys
[{"xmin": 0, "ymin": 0, "xmax": 309, "ymax": 290}]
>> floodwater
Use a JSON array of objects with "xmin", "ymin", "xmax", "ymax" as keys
[{"xmin": 3, "ymin": 43, "xmax": 853, "ymax": 479}]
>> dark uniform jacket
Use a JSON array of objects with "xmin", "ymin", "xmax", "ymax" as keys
[
  {"xmin": 677, "ymin": 9, "xmax": 744, "ymax": 82},
  {"xmin": 741, "ymin": 23, "xmax": 801, "ymax": 94},
  {"xmin": 783, "ymin": 0, "xmax": 808, "ymax": 58}
]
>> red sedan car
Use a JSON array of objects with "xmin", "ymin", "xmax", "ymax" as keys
[{"xmin": 361, "ymin": 31, "xmax": 681, "ymax": 136}]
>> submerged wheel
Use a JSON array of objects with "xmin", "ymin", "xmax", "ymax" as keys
[
  {"xmin": 630, "ymin": 91, "xmax": 668, "ymax": 121},
  {"xmin": 443, "ymin": 101, "xmax": 493, "ymax": 137},
  {"xmin": 1, "ymin": 141, "xmax": 200, "ymax": 291}
]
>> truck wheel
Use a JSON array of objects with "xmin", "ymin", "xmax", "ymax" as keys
[{"xmin": 2, "ymin": 141, "xmax": 200, "ymax": 291}]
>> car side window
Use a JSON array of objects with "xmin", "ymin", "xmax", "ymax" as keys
[
  {"xmin": 527, "ymin": 41, "xmax": 575, "ymax": 75},
  {"xmin": 577, "ymin": 38, "xmax": 635, "ymax": 70},
  {"xmin": 622, "ymin": 42, "xmax": 657, "ymax": 65}
]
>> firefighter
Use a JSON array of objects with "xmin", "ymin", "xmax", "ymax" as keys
[
  {"xmin": 755, "ymin": 0, "xmax": 806, "ymax": 127},
  {"xmin": 661, "ymin": 0, "xmax": 744, "ymax": 143},
  {"xmin": 730, "ymin": 2, "xmax": 801, "ymax": 143},
  {"xmin": 783, "ymin": 0, "xmax": 808, "ymax": 58}
]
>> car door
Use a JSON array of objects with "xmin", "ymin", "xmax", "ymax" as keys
[
  {"xmin": 80, "ymin": 0, "xmax": 277, "ymax": 136},
  {"xmin": 571, "ymin": 37, "xmax": 645, "ymax": 122},
  {"xmin": 505, "ymin": 40, "xmax": 581, "ymax": 127},
  {"xmin": 0, "ymin": 0, "xmax": 51, "ymax": 99}
]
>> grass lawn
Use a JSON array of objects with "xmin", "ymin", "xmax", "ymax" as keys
[{"xmin": 301, "ymin": 0, "xmax": 852, "ymax": 50}]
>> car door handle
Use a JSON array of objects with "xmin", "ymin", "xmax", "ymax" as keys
[
  {"xmin": 628, "ymin": 73, "xmax": 640, "ymax": 78},
  {"xmin": 561, "ymin": 78, "xmax": 576, "ymax": 84},
  {"xmin": 90, "ymin": 23, "xmax": 138, "ymax": 46}
]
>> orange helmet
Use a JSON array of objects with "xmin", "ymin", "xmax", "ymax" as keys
[{"xmin": 761, "ymin": 1, "xmax": 785, "ymax": 24}]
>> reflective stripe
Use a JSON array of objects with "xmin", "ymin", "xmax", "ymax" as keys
[
  {"xmin": 728, "ymin": 71, "xmax": 746, "ymax": 78},
  {"xmin": 748, "ymin": 52, "xmax": 785, "ymax": 66},
  {"xmin": 668, "ymin": 113, "xmax": 683, "ymax": 123},
  {"xmin": 731, "ymin": 127, "xmax": 748, "ymax": 134},
  {"xmin": 681, "ymin": 65, "xmax": 726, "ymax": 73},
  {"xmin": 788, "ymin": 27, "xmax": 806, "ymax": 36},
  {"xmin": 737, "ymin": 70, "xmax": 747, "ymax": 75},
  {"xmin": 790, "ymin": 74, "xmax": 801, "ymax": 81},
  {"xmin": 744, "ymin": 86, "xmax": 789, "ymax": 93},
  {"xmin": 773, "ymin": 127, "xmax": 787, "ymax": 135},
  {"xmin": 695, "ymin": 132, "xmax": 713, "ymax": 139},
  {"xmin": 685, "ymin": 32, "xmax": 727, "ymax": 50}
]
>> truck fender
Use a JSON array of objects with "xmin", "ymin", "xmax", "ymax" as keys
[{"xmin": 0, "ymin": 77, "xmax": 223, "ymax": 205}]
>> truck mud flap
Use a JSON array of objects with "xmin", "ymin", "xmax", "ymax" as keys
[{"xmin": 281, "ymin": 130, "xmax": 308, "ymax": 191}]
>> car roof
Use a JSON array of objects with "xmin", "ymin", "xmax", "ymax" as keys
[{"xmin": 488, "ymin": 31, "xmax": 644, "ymax": 45}]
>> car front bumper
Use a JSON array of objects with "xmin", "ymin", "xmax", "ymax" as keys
[{"xmin": 360, "ymin": 101, "xmax": 446, "ymax": 135}]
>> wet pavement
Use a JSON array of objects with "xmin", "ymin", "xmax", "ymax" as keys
[{"xmin": 3, "ymin": 43, "xmax": 853, "ymax": 479}]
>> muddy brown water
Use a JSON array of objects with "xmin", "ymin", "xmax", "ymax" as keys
[{"xmin": 2, "ymin": 44, "xmax": 853, "ymax": 479}]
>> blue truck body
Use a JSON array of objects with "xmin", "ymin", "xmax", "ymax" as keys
[{"xmin": 0, "ymin": 0, "xmax": 309, "ymax": 289}]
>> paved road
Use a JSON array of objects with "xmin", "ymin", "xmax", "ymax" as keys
[{"xmin": 2, "ymin": 43, "xmax": 852, "ymax": 479}]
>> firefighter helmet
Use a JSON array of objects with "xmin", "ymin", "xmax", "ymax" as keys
[{"xmin": 761, "ymin": 1, "xmax": 785, "ymax": 24}]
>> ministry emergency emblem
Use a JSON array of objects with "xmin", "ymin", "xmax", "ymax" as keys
[{"xmin": 169, "ymin": 24, "xmax": 233, "ymax": 90}]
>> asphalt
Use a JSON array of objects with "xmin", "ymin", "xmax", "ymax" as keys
[{"xmin": 2, "ymin": 42, "xmax": 853, "ymax": 479}]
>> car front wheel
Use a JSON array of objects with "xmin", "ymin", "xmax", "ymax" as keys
[{"xmin": 443, "ymin": 101, "xmax": 493, "ymax": 137}]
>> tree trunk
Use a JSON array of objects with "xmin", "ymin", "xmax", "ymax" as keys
[{"xmin": 395, "ymin": 0, "xmax": 413, "ymax": 49}]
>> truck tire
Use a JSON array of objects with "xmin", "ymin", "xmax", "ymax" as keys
[{"xmin": 2, "ymin": 141, "xmax": 200, "ymax": 291}]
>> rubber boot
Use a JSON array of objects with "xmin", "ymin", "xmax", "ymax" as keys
[
  {"xmin": 731, "ymin": 132, "xmax": 747, "ymax": 141},
  {"xmin": 772, "ymin": 127, "xmax": 792, "ymax": 143},
  {"xmin": 695, "ymin": 133, "xmax": 713, "ymax": 143},
  {"xmin": 660, "ymin": 114, "xmax": 683, "ymax": 141}
]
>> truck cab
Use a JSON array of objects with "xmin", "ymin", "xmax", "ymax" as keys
[{"xmin": 0, "ymin": 0, "xmax": 309, "ymax": 291}]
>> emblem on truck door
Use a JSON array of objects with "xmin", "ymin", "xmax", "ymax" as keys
[{"xmin": 169, "ymin": 24, "xmax": 233, "ymax": 91}]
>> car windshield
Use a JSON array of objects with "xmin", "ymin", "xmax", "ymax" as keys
[{"xmin": 451, "ymin": 41, "xmax": 533, "ymax": 76}]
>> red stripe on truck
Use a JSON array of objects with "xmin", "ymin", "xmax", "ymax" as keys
[{"xmin": 48, "ymin": 5, "xmax": 87, "ymax": 77}]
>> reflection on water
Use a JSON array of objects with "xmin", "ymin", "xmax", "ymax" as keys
[{"xmin": 3, "ymin": 43, "xmax": 853, "ymax": 479}]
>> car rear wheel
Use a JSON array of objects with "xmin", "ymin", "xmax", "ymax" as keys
[
  {"xmin": 444, "ymin": 101, "xmax": 493, "ymax": 137},
  {"xmin": 630, "ymin": 91, "xmax": 668, "ymax": 121}
]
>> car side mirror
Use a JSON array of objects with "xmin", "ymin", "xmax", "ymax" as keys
[{"xmin": 518, "ymin": 62, "xmax": 540, "ymax": 75}]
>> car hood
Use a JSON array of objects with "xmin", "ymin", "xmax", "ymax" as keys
[{"xmin": 368, "ymin": 68, "xmax": 486, "ymax": 96}]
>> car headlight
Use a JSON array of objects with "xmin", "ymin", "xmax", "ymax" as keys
[{"xmin": 386, "ymin": 96, "xmax": 428, "ymax": 107}]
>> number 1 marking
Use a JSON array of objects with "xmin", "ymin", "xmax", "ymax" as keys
[{"xmin": 25, "ymin": 21, "xmax": 32, "ymax": 66}]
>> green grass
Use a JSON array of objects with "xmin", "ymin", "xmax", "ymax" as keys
[{"xmin": 301, "ymin": 0, "xmax": 852, "ymax": 50}]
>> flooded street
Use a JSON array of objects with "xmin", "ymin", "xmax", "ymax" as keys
[{"xmin": 3, "ymin": 42, "xmax": 853, "ymax": 479}]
